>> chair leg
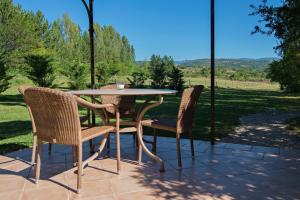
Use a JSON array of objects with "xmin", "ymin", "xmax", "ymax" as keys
[
  {"xmin": 35, "ymin": 140, "xmax": 42, "ymax": 184},
  {"xmin": 189, "ymin": 130, "xmax": 195, "ymax": 160},
  {"xmin": 89, "ymin": 139, "xmax": 94, "ymax": 154},
  {"xmin": 48, "ymin": 143, "xmax": 52, "ymax": 155},
  {"xmin": 133, "ymin": 133, "xmax": 136, "ymax": 146},
  {"xmin": 106, "ymin": 119, "xmax": 111, "ymax": 150},
  {"xmin": 107, "ymin": 133, "xmax": 111, "ymax": 150},
  {"xmin": 31, "ymin": 134, "xmax": 37, "ymax": 165},
  {"xmin": 135, "ymin": 132, "xmax": 139, "ymax": 148},
  {"xmin": 77, "ymin": 145, "xmax": 83, "ymax": 194},
  {"xmin": 152, "ymin": 129, "xmax": 157, "ymax": 154},
  {"xmin": 116, "ymin": 111, "xmax": 121, "ymax": 174},
  {"xmin": 72, "ymin": 146, "xmax": 78, "ymax": 167},
  {"xmin": 176, "ymin": 134, "xmax": 182, "ymax": 170},
  {"xmin": 137, "ymin": 126, "xmax": 143, "ymax": 164}
]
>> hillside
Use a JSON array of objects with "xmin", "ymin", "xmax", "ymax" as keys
[{"xmin": 176, "ymin": 58, "xmax": 277, "ymax": 69}]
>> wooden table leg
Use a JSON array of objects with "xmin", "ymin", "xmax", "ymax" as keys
[{"xmin": 136, "ymin": 95, "xmax": 165, "ymax": 172}]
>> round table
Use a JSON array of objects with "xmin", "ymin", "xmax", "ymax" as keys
[{"xmin": 69, "ymin": 88, "xmax": 177, "ymax": 171}]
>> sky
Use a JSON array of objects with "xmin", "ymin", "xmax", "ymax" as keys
[{"xmin": 13, "ymin": 0, "xmax": 282, "ymax": 61}]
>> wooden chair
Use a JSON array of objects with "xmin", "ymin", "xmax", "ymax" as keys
[
  {"xmin": 141, "ymin": 85, "xmax": 204, "ymax": 169},
  {"xmin": 23, "ymin": 87, "xmax": 120, "ymax": 193},
  {"xmin": 18, "ymin": 86, "xmax": 91, "ymax": 165},
  {"xmin": 99, "ymin": 84, "xmax": 138, "ymax": 147}
]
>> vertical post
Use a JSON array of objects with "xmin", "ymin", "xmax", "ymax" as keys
[
  {"xmin": 210, "ymin": 0, "xmax": 216, "ymax": 145},
  {"xmin": 88, "ymin": 0, "xmax": 95, "ymax": 90},
  {"xmin": 82, "ymin": 0, "xmax": 96, "ymax": 125},
  {"xmin": 88, "ymin": 0, "xmax": 96, "ymax": 125}
]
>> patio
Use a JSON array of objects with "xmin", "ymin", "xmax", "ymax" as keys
[{"xmin": 1, "ymin": 134, "xmax": 299, "ymax": 200}]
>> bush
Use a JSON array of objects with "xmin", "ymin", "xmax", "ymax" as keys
[
  {"xmin": 63, "ymin": 62, "xmax": 88, "ymax": 89},
  {"xmin": 149, "ymin": 55, "xmax": 172, "ymax": 88},
  {"xmin": 95, "ymin": 62, "xmax": 119, "ymax": 86},
  {"xmin": 0, "ymin": 51, "xmax": 12, "ymax": 93},
  {"xmin": 25, "ymin": 49, "xmax": 55, "ymax": 87},
  {"xmin": 267, "ymin": 57, "xmax": 300, "ymax": 92},
  {"xmin": 127, "ymin": 71, "xmax": 148, "ymax": 88},
  {"xmin": 168, "ymin": 66, "xmax": 185, "ymax": 93}
]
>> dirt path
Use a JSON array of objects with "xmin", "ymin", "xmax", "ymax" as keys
[{"xmin": 221, "ymin": 111, "xmax": 300, "ymax": 148}]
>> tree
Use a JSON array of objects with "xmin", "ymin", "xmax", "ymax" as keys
[
  {"xmin": 63, "ymin": 62, "xmax": 88, "ymax": 89},
  {"xmin": 127, "ymin": 71, "xmax": 148, "ymax": 88},
  {"xmin": 95, "ymin": 62, "xmax": 119, "ymax": 86},
  {"xmin": 25, "ymin": 49, "xmax": 55, "ymax": 87},
  {"xmin": 267, "ymin": 58, "xmax": 300, "ymax": 91},
  {"xmin": 0, "ymin": 50, "xmax": 11, "ymax": 93},
  {"xmin": 149, "ymin": 55, "xmax": 168, "ymax": 88},
  {"xmin": 251, "ymin": 0, "xmax": 300, "ymax": 92},
  {"xmin": 168, "ymin": 66, "xmax": 185, "ymax": 93}
]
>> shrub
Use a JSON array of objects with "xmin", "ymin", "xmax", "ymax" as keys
[
  {"xmin": 127, "ymin": 71, "xmax": 148, "ymax": 88},
  {"xmin": 63, "ymin": 62, "xmax": 88, "ymax": 89},
  {"xmin": 95, "ymin": 62, "xmax": 119, "ymax": 86},
  {"xmin": 168, "ymin": 66, "xmax": 185, "ymax": 93},
  {"xmin": 25, "ymin": 49, "xmax": 55, "ymax": 87},
  {"xmin": 149, "ymin": 55, "xmax": 169, "ymax": 88},
  {"xmin": 0, "ymin": 51, "xmax": 12, "ymax": 93}
]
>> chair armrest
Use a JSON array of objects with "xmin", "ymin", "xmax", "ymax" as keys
[{"xmin": 76, "ymin": 96, "xmax": 115, "ymax": 111}]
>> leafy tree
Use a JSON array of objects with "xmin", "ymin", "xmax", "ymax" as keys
[
  {"xmin": 168, "ymin": 66, "xmax": 185, "ymax": 93},
  {"xmin": 127, "ymin": 71, "xmax": 148, "ymax": 88},
  {"xmin": 0, "ymin": 1, "xmax": 136, "ymax": 89},
  {"xmin": 63, "ymin": 62, "xmax": 88, "ymax": 89},
  {"xmin": 251, "ymin": 0, "xmax": 300, "ymax": 92},
  {"xmin": 25, "ymin": 49, "xmax": 55, "ymax": 87},
  {"xmin": 267, "ymin": 57, "xmax": 300, "ymax": 91},
  {"xmin": 95, "ymin": 62, "xmax": 119, "ymax": 86},
  {"xmin": 0, "ymin": 51, "xmax": 12, "ymax": 93}
]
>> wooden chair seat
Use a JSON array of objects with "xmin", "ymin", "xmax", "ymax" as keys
[
  {"xmin": 142, "ymin": 118, "xmax": 177, "ymax": 132},
  {"xmin": 81, "ymin": 126, "xmax": 115, "ymax": 142}
]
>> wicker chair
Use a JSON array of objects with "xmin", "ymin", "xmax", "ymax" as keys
[
  {"xmin": 99, "ymin": 84, "xmax": 137, "ymax": 146},
  {"xmin": 23, "ymin": 87, "xmax": 120, "ymax": 193},
  {"xmin": 18, "ymin": 86, "xmax": 91, "ymax": 164},
  {"xmin": 141, "ymin": 85, "xmax": 204, "ymax": 169}
]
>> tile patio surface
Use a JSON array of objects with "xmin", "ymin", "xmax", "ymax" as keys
[{"xmin": 1, "ymin": 134, "xmax": 300, "ymax": 200}]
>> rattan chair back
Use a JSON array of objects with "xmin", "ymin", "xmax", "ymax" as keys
[
  {"xmin": 100, "ymin": 84, "xmax": 136, "ymax": 116},
  {"xmin": 24, "ymin": 87, "xmax": 81, "ymax": 145},
  {"xmin": 176, "ymin": 85, "xmax": 204, "ymax": 134},
  {"xmin": 18, "ymin": 86, "xmax": 36, "ymax": 133}
]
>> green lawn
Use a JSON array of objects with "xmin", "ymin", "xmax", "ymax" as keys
[{"xmin": 1, "ymin": 76, "xmax": 300, "ymax": 154}]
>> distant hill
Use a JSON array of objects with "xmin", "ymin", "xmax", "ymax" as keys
[{"xmin": 175, "ymin": 58, "xmax": 277, "ymax": 69}]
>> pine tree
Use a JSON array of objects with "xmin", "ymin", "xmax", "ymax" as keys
[
  {"xmin": 149, "ymin": 55, "xmax": 168, "ymax": 88},
  {"xmin": 168, "ymin": 66, "xmax": 185, "ymax": 93},
  {"xmin": 25, "ymin": 48, "xmax": 55, "ymax": 87}
]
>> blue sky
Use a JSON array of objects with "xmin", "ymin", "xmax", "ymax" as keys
[{"xmin": 13, "ymin": 0, "xmax": 281, "ymax": 60}]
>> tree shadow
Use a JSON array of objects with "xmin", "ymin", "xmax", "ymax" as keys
[
  {"xmin": 0, "ymin": 94, "xmax": 26, "ymax": 107},
  {"xmin": 0, "ymin": 143, "xmax": 29, "ymax": 154},
  {"xmin": 0, "ymin": 120, "xmax": 32, "ymax": 154},
  {"xmin": 0, "ymin": 120, "xmax": 32, "ymax": 139}
]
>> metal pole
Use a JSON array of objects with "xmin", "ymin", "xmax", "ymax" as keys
[
  {"xmin": 88, "ymin": 0, "xmax": 96, "ymax": 125},
  {"xmin": 210, "ymin": 0, "xmax": 216, "ymax": 145}
]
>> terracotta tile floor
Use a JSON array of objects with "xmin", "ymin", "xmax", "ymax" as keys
[{"xmin": 1, "ymin": 135, "xmax": 300, "ymax": 200}]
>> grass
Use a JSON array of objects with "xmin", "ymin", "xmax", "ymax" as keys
[{"xmin": 1, "ymin": 75, "xmax": 300, "ymax": 154}]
